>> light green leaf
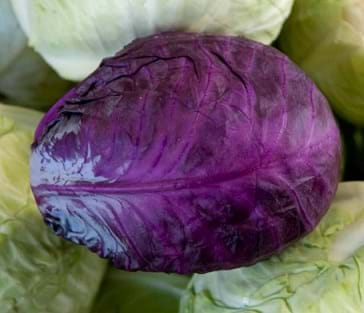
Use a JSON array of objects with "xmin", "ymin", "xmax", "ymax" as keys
[{"xmin": 279, "ymin": 0, "xmax": 364, "ymax": 126}]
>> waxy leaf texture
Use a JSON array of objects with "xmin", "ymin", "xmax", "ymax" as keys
[{"xmin": 31, "ymin": 33, "xmax": 341, "ymax": 274}]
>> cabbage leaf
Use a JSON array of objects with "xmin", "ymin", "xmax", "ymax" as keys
[
  {"xmin": 279, "ymin": 0, "xmax": 364, "ymax": 126},
  {"xmin": 11, "ymin": 0, "xmax": 294, "ymax": 80}
]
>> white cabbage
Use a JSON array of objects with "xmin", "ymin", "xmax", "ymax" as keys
[{"xmin": 11, "ymin": 0, "xmax": 294, "ymax": 81}]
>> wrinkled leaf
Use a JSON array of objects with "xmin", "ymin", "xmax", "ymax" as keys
[{"xmin": 30, "ymin": 33, "xmax": 341, "ymax": 274}]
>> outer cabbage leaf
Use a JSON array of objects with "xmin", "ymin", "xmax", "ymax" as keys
[
  {"xmin": 279, "ymin": 0, "xmax": 364, "ymax": 126},
  {"xmin": 92, "ymin": 269, "xmax": 190, "ymax": 313},
  {"xmin": 0, "ymin": 0, "xmax": 71, "ymax": 111},
  {"xmin": 11, "ymin": 0, "xmax": 294, "ymax": 81},
  {"xmin": 0, "ymin": 104, "xmax": 106, "ymax": 313},
  {"xmin": 180, "ymin": 182, "xmax": 364, "ymax": 313},
  {"xmin": 30, "ymin": 33, "xmax": 341, "ymax": 274}
]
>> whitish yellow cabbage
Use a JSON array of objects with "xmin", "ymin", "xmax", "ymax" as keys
[{"xmin": 11, "ymin": 0, "xmax": 294, "ymax": 81}]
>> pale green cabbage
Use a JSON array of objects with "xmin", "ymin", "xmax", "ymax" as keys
[
  {"xmin": 180, "ymin": 182, "xmax": 364, "ymax": 313},
  {"xmin": 92, "ymin": 269, "xmax": 190, "ymax": 313},
  {"xmin": 279, "ymin": 0, "xmax": 364, "ymax": 126},
  {"xmin": 0, "ymin": 104, "xmax": 106, "ymax": 313},
  {"xmin": 0, "ymin": 0, "xmax": 71, "ymax": 111},
  {"xmin": 11, "ymin": 0, "xmax": 294, "ymax": 81}
]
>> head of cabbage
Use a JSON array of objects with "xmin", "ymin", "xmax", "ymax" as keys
[
  {"xmin": 279, "ymin": 0, "xmax": 364, "ymax": 126},
  {"xmin": 11, "ymin": 0, "xmax": 294, "ymax": 81}
]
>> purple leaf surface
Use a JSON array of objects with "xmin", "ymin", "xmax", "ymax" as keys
[{"xmin": 30, "ymin": 32, "xmax": 341, "ymax": 274}]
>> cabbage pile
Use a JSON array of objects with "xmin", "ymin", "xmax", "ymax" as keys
[{"xmin": 0, "ymin": 1, "xmax": 363, "ymax": 312}]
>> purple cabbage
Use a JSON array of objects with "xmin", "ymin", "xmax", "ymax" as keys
[{"xmin": 30, "ymin": 32, "xmax": 341, "ymax": 274}]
